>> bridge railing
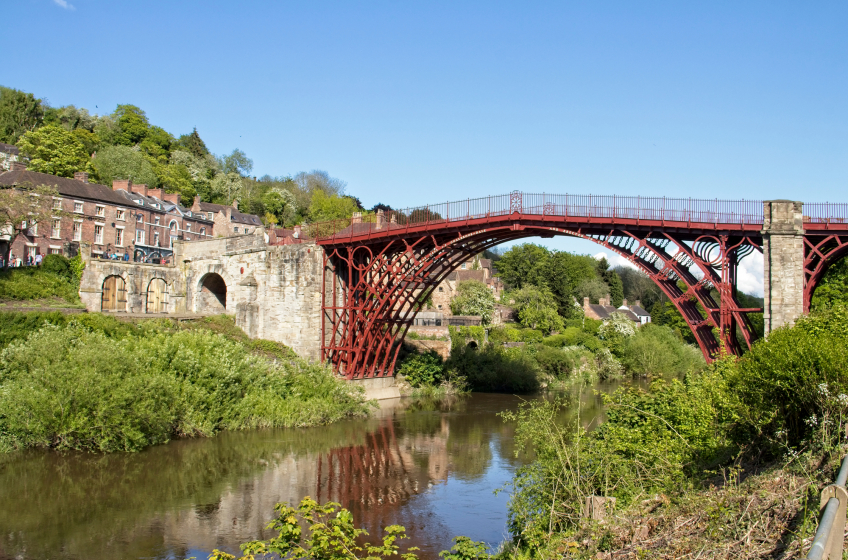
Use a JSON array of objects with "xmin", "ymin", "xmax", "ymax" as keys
[
  {"xmin": 308, "ymin": 191, "xmax": 766, "ymax": 241},
  {"xmin": 807, "ymin": 454, "xmax": 848, "ymax": 559},
  {"xmin": 804, "ymin": 203, "xmax": 848, "ymax": 224}
]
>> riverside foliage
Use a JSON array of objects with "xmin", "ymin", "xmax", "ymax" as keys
[
  {"xmin": 496, "ymin": 305, "xmax": 848, "ymax": 558},
  {"xmin": 0, "ymin": 315, "xmax": 372, "ymax": 453}
]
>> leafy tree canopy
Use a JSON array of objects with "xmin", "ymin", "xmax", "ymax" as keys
[
  {"xmin": 308, "ymin": 189, "xmax": 360, "ymax": 223},
  {"xmin": 494, "ymin": 243, "xmax": 551, "ymax": 290},
  {"xmin": 510, "ymin": 284, "xmax": 564, "ymax": 333},
  {"xmin": 175, "ymin": 127, "xmax": 210, "ymax": 158},
  {"xmin": 92, "ymin": 145, "xmax": 158, "ymax": 188},
  {"xmin": 0, "ymin": 86, "xmax": 45, "ymax": 145},
  {"xmin": 219, "ymin": 148, "xmax": 253, "ymax": 176},
  {"xmin": 451, "ymin": 280, "xmax": 496, "ymax": 324},
  {"xmin": 17, "ymin": 125, "xmax": 92, "ymax": 178}
]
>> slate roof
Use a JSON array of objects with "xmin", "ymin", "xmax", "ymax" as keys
[
  {"xmin": 0, "ymin": 143, "xmax": 19, "ymax": 155},
  {"xmin": 0, "ymin": 169, "xmax": 212, "ymax": 223},
  {"xmin": 450, "ymin": 269, "xmax": 487, "ymax": 283},
  {"xmin": 629, "ymin": 305, "xmax": 650, "ymax": 317},
  {"xmin": 587, "ymin": 304, "xmax": 618, "ymax": 320},
  {"xmin": 197, "ymin": 201, "xmax": 262, "ymax": 226}
]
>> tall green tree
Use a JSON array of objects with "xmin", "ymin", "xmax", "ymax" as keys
[
  {"xmin": 308, "ymin": 190, "xmax": 359, "ymax": 222},
  {"xmin": 92, "ymin": 145, "xmax": 158, "ymax": 187},
  {"xmin": 112, "ymin": 104, "xmax": 150, "ymax": 146},
  {"xmin": 511, "ymin": 284, "xmax": 564, "ymax": 333},
  {"xmin": 175, "ymin": 128, "xmax": 210, "ymax": 158},
  {"xmin": 17, "ymin": 125, "xmax": 92, "ymax": 178},
  {"xmin": 596, "ymin": 257, "xmax": 624, "ymax": 307},
  {"xmin": 451, "ymin": 280, "xmax": 496, "ymax": 324},
  {"xmin": 544, "ymin": 251, "xmax": 599, "ymax": 317},
  {"xmin": 494, "ymin": 243, "xmax": 550, "ymax": 290},
  {"xmin": 811, "ymin": 255, "xmax": 848, "ymax": 311},
  {"xmin": 0, "ymin": 87, "xmax": 45, "ymax": 145}
]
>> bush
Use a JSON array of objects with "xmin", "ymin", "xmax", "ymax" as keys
[
  {"xmin": 622, "ymin": 323, "xmax": 704, "ymax": 377},
  {"xmin": 446, "ymin": 344, "xmax": 540, "ymax": 393},
  {"xmin": 533, "ymin": 346, "xmax": 579, "ymax": 379},
  {"xmin": 0, "ymin": 266, "xmax": 80, "ymax": 302},
  {"xmin": 729, "ymin": 307, "xmax": 848, "ymax": 447},
  {"xmin": 0, "ymin": 320, "xmax": 371, "ymax": 452},
  {"xmin": 40, "ymin": 254, "xmax": 74, "ymax": 281},
  {"xmin": 397, "ymin": 350, "xmax": 445, "ymax": 387}
]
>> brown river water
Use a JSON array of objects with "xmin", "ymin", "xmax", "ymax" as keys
[{"xmin": 0, "ymin": 383, "xmax": 632, "ymax": 560}]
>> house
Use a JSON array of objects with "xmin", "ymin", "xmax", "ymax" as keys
[
  {"xmin": 0, "ymin": 143, "xmax": 19, "ymax": 171},
  {"xmin": 430, "ymin": 254, "xmax": 504, "ymax": 315},
  {"xmin": 0, "ymin": 162, "xmax": 214, "ymax": 263},
  {"xmin": 190, "ymin": 197, "xmax": 264, "ymax": 237},
  {"xmin": 619, "ymin": 299, "xmax": 651, "ymax": 325},
  {"xmin": 583, "ymin": 296, "xmax": 651, "ymax": 325}
]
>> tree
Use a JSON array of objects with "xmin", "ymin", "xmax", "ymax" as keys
[
  {"xmin": 494, "ymin": 243, "xmax": 550, "ymax": 290},
  {"xmin": 596, "ymin": 257, "xmax": 624, "ymax": 307},
  {"xmin": 43, "ymin": 105, "xmax": 97, "ymax": 132},
  {"xmin": 219, "ymin": 148, "xmax": 253, "ymax": 176},
  {"xmin": 17, "ymin": 125, "xmax": 92, "ymax": 178},
  {"xmin": 175, "ymin": 127, "xmax": 209, "ymax": 158},
  {"xmin": 210, "ymin": 172, "xmax": 245, "ymax": 205},
  {"xmin": 543, "ymin": 251, "xmax": 598, "ymax": 317},
  {"xmin": 0, "ymin": 182, "xmax": 66, "ymax": 269},
  {"xmin": 112, "ymin": 104, "xmax": 150, "ymax": 146},
  {"xmin": 92, "ymin": 145, "xmax": 158, "ymax": 187},
  {"xmin": 308, "ymin": 189, "xmax": 360, "ymax": 222},
  {"xmin": 0, "ymin": 86, "xmax": 45, "ymax": 145},
  {"xmin": 510, "ymin": 284, "xmax": 564, "ymax": 333},
  {"xmin": 616, "ymin": 266, "xmax": 664, "ymax": 311},
  {"xmin": 575, "ymin": 277, "xmax": 610, "ymax": 304},
  {"xmin": 262, "ymin": 187, "xmax": 298, "ymax": 226},
  {"xmin": 451, "ymin": 280, "xmax": 496, "ymax": 324}
]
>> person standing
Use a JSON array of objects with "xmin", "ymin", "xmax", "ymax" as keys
[{"xmin": 35, "ymin": 253, "xmax": 43, "ymax": 266}]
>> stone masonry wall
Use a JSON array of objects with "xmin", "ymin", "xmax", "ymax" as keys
[{"xmin": 762, "ymin": 200, "xmax": 805, "ymax": 334}]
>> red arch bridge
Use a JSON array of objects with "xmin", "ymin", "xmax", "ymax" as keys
[{"xmin": 309, "ymin": 192, "xmax": 848, "ymax": 379}]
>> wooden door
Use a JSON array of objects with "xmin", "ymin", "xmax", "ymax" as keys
[
  {"xmin": 147, "ymin": 279, "xmax": 167, "ymax": 313},
  {"xmin": 102, "ymin": 276, "xmax": 127, "ymax": 312}
]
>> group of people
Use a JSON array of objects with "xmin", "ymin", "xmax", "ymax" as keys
[
  {"xmin": 98, "ymin": 252, "xmax": 131, "ymax": 261},
  {"xmin": 2, "ymin": 252, "xmax": 42, "ymax": 268}
]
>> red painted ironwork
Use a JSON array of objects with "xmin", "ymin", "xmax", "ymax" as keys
[{"xmin": 312, "ymin": 192, "xmax": 848, "ymax": 378}]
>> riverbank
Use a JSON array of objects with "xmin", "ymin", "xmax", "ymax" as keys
[{"xmin": 0, "ymin": 312, "xmax": 373, "ymax": 453}]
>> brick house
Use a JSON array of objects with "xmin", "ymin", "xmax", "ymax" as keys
[
  {"xmin": 190, "ymin": 197, "xmax": 264, "ymax": 237},
  {"xmin": 0, "ymin": 143, "xmax": 19, "ymax": 172},
  {"xmin": 430, "ymin": 255, "xmax": 503, "ymax": 316},
  {"xmin": 0, "ymin": 163, "xmax": 214, "ymax": 264}
]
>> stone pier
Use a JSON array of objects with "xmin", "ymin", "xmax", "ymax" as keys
[{"xmin": 762, "ymin": 200, "xmax": 805, "ymax": 334}]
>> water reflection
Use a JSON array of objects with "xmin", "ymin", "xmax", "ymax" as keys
[{"xmin": 0, "ymin": 382, "xmax": 635, "ymax": 560}]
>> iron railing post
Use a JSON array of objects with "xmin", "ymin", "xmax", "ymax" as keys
[{"xmin": 808, "ymin": 455, "xmax": 848, "ymax": 560}]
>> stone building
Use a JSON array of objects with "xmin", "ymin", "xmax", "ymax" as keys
[
  {"xmin": 582, "ymin": 296, "xmax": 650, "ymax": 325},
  {"xmin": 0, "ymin": 163, "xmax": 216, "ymax": 263},
  {"xmin": 430, "ymin": 254, "xmax": 503, "ymax": 315},
  {"xmin": 0, "ymin": 143, "xmax": 19, "ymax": 171},
  {"xmin": 190, "ymin": 197, "xmax": 264, "ymax": 237}
]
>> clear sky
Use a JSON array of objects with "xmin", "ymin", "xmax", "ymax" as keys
[{"xmin": 5, "ymin": 1, "xmax": 847, "ymax": 295}]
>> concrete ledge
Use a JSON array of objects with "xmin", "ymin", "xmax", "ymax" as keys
[{"xmin": 347, "ymin": 376, "xmax": 401, "ymax": 400}]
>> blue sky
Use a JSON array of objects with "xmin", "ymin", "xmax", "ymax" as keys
[{"xmin": 5, "ymin": 1, "xmax": 847, "ymax": 294}]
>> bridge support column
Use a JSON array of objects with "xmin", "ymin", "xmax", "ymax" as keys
[{"xmin": 762, "ymin": 200, "xmax": 805, "ymax": 335}]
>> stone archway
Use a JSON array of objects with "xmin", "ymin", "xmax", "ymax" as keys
[
  {"xmin": 198, "ymin": 273, "xmax": 227, "ymax": 312},
  {"xmin": 101, "ymin": 275, "xmax": 127, "ymax": 312}
]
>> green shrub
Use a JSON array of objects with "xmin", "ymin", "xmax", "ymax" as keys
[
  {"xmin": 0, "ymin": 267, "xmax": 80, "ymax": 302},
  {"xmin": 0, "ymin": 321, "xmax": 371, "ymax": 452},
  {"xmin": 623, "ymin": 323, "xmax": 704, "ymax": 377},
  {"xmin": 518, "ymin": 328, "xmax": 544, "ymax": 344},
  {"xmin": 487, "ymin": 325, "xmax": 523, "ymax": 345},
  {"xmin": 582, "ymin": 318, "xmax": 602, "ymax": 335},
  {"xmin": 446, "ymin": 344, "xmax": 540, "ymax": 393},
  {"xmin": 729, "ymin": 307, "xmax": 848, "ymax": 447},
  {"xmin": 40, "ymin": 254, "xmax": 74, "ymax": 281},
  {"xmin": 397, "ymin": 350, "xmax": 445, "ymax": 387},
  {"xmin": 533, "ymin": 346, "xmax": 578, "ymax": 378}
]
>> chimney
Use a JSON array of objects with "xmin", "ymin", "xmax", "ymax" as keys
[
  {"xmin": 232, "ymin": 199, "xmax": 239, "ymax": 210},
  {"xmin": 10, "ymin": 161, "xmax": 26, "ymax": 171},
  {"xmin": 130, "ymin": 183, "xmax": 148, "ymax": 197},
  {"xmin": 74, "ymin": 172, "xmax": 89, "ymax": 183},
  {"xmin": 375, "ymin": 210, "xmax": 385, "ymax": 230},
  {"xmin": 351, "ymin": 212, "xmax": 362, "ymax": 225},
  {"xmin": 192, "ymin": 195, "xmax": 201, "ymax": 211},
  {"xmin": 163, "ymin": 193, "xmax": 181, "ymax": 205},
  {"xmin": 599, "ymin": 297, "xmax": 608, "ymax": 307},
  {"xmin": 293, "ymin": 225, "xmax": 301, "ymax": 239},
  {"xmin": 635, "ymin": 300, "xmax": 641, "ymax": 308},
  {"xmin": 622, "ymin": 298, "xmax": 628, "ymax": 307},
  {"xmin": 147, "ymin": 188, "xmax": 163, "ymax": 199},
  {"xmin": 112, "ymin": 179, "xmax": 131, "ymax": 191},
  {"xmin": 583, "ymin": 297, "xmax": 590, "ymax": 309}
]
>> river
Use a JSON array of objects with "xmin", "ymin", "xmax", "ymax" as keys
[{"xmin": 0, "ymin": 382, "xmax": 630, "ymax": 560}]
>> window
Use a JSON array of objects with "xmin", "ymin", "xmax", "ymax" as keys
[
  {"xmin": 30, "ymin": 222, "xmax": 37, "ymax": 236},
  {"xmin": 154, "ymin": 216, "xmax": 160, "ymax": 225},
  {"xmin": 154, "ymin": 232, "xmax": 160, "ymax": 246},
  {"xmin": 234, "ymin": 227, "xmax": 239, "ymax": 233},
  {"xmin": 53, "ymin": 198, "xmax": 62, "ymax": 210},
  {"xmin": 186, "ymin": 223, "xmax": 191, "ymax": 232},
  {"xmin": 208, "ymin": 212, "xmax": 213, "ymax": 219},
  {"xmin": 74, "ymin": 201, "xmax": 83, "ymax": 213},
  {"xmin": 460, "ymin": 263, "xmax": 466, "ymax": 270},
  {"xmin": 96, "ymin": 205, "xmax": 105, "ymax": 217},
  {"xmin": 51, "ymin": 218, "xmax": 61, "ymax": 238},
  {"xmin": 169, "ymin": 220, "xmax": 177, "ymax": 233},
  {"xmin": 73, "ymin": 221, "xmax": 82, "ymax": 241},
  {"xmin": 200, "ymin": 227, "xmax": 206, "ymax": 236},
  {"xmin": 94, "ymin": 225, "xmax": 104, "ymax": 244},
  {"xmin": 137, "ymin": 214, "xmax": 143, "ymax": 222},
  {"xmin": 115, "ymin": 228, "xmax": 124, "ymax": 246},
  {"xmin": 438, "ymin": 287, "xmax": 443, "ymax": 292},
  {"xmin": 116, "ymin": 209, "xmax": 125, "ymax": 221},
  {"xmin": 136, "ymin": 230, "xmax": 145, "ymax": 244},
  {"xmin": 49, "ymin": 247, "xmax": 61, "ymax": 255}
]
